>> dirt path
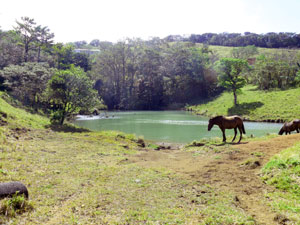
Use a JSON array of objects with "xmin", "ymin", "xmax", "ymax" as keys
[{"xmin": 129, "ymin": 134, "xmax": 300, "ymax": 225}]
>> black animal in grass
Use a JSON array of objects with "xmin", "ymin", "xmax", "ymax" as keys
[
  {"xmin": 0, "ymin": 182, "xmax": 28, "ymax": 199},
  {"xmin": 278, "ymin": 119, "xmax": 300, "ymax": 135},
  {"xmin": 208, "ymin": 115, "xmax": 246, "ymax": 143}
]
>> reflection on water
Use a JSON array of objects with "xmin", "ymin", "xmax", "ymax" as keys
[{"xmin": 73, "ymin": 111, "xmax": 283, "ymax": 143}]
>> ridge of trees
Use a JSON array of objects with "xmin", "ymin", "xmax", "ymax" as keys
[{"xmin": 165, "ymin": 32, "xmax": 300, "ymax": 48}]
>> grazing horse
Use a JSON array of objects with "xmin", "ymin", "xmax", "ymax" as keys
[
  {"xmin": 208, "ymin": 115, "xmax": 246, "ymax": 143},
  {"xmin": 278, "ymin": 119, "xmax": 300, "ymax": 135}
]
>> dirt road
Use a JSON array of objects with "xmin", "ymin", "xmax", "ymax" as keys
[{"xmin": 129, "ymin": 134, "xmax": 300, "ymax": 224}]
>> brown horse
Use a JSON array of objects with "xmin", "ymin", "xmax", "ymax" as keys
[
  {"xmin": 208, "ymin": 115, "xmax": 246, "ymax": 143},
  {"xmin": 278, "ymin": 119, "xmax": 300, "ymax": 135}
]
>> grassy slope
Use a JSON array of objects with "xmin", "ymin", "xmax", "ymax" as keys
[
  {"xmin": 0, "ymin": 94, "xmax": 255, "ymax": 224},
  {"xmin": 0, "ymin": 92, "xmax": 49, "ymax": 129},
  {"xmin": 203, "ymin": 44, "xmax": 300, "ymax": 58},
  {"xmin": 262, "ymin": 143, "xmax": 300, "ymax": 222},
  {"xmin": 189, "ymin": 45, "xmax": 300, "ymax": 122},
  {"xmin": 188, "ymin": 85, "xmax": 300, "ymax": 122}
]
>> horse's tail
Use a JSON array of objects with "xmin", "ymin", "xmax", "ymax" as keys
[
  {"xmin": 278, "ymin": 127, "xmax": 284, "ymax": 135},
  {"xmin": 241, "ymin": 122, "xmax": 246, "ymax": 134}
]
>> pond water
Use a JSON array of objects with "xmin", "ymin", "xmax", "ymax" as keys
[{"xmin": 73, "ymin": 111, "xmax": 283, "ymax": 144}]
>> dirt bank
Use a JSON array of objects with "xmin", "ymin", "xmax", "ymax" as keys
[{"xmin": 129, "ymin": 134, "xmax": 300, "ymax": 224}]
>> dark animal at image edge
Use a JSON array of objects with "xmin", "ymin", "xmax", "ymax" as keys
[
  {"xmin": 278, "ymin": 119, "xmax": 300, "ymax": 135},
  {"xmin": 0, "ymin": 182, "xmax": 29, "ymax": 199},
  {"xmin": 208, "ymin": 115, "xmax": 246, "ymax": 143}
]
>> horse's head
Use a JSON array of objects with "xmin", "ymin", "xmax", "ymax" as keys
[{"xmin": 208, "ymin": 118, "xmax": 214, "ymax": 131}]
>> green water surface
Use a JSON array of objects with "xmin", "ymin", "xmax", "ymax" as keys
[{"xmin": 74, "ymin": 111, "xmax": 283, "ymax": 143}]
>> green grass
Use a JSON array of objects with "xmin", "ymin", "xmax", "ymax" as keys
[
  {"xmin": 0, "ymin": 194, "xmax": 34, "ymax": 218},
  {"xmin": 0, "ymin": 92, "xmax": 257, "ymax": 224},
  {"xmin": 188, "ymin": 85, "xmax": 300, "ymax": 122},
  {"xmin": 0, "ymin": 92, "xmax": 49, "ymax": 129},
  {"xmin": 200, "ymin": 44, "xmax": 300, "ymax": 58},
  {"xmin": 262, "ymin": 142, "xmax": 300, "ymax": 223},
  {"xmin": 0, "ymin": 128, "xmax": 255, "ymax": 224}
]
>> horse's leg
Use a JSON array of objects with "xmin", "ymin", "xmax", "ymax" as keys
[
  {"xmin": 237, "ymin": 127, "xmax": 243, "ymax": 143},
  {"xmin": 222, "ymin": 128, "xmax": 226, "ymax": 142},
  {"xmin": 297, "ymin": 128, "xmax": 299, "ymax": 133},
  {"xmin": 232, "ymin": 128, "xmax": 237, "ymax": 142}
]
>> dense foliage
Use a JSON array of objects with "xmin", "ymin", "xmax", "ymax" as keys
[
  {"xmin": 91, "ymin": 41, "xmax": 217, "ymax": 110},
  {"xmin": 0, "ymin": 62, "xmax": 55, "ymax": 109},
  {"xmin": 45, "ymin": 66, "xmax": 98, "ymax": 124},
  {"xmin": 253, "ymin": 54, "xmax": 300, "ymax": 90}
]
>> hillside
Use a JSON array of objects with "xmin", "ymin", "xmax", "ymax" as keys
[
  {"xmin": 206, "ymin": 44, "xmax": 300, "ymax": 58},
  {"xmin": 187, "ymin": 85, "xmax": 300, "ymax": 122},
  {"xmin": 0, "ymin": 92, "xmax": 49, "ymax": 129}
]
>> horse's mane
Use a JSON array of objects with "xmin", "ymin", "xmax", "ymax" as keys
[{"xmin": 210, "ymin": 115, "xmax": 223, "ymax": 120}]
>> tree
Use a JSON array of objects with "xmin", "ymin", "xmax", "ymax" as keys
[
  {"xmin": 45, "ymin": 66, "xmax": 98, "ymax": 125},
  {"xmin": 14, "ymin": 17, "xmax": 55, "ymax": 63},
  {"xmin": 136, "ymin": 49, "xmax": 164, "ymax": 109},
  {"xmin": 90, "ymin": 39, "xmax": 100, "ymax": 47},
  {"xmin": 0, "ymin": 62, "xmax": 55, "ymax": 108},
  {"xmin": 72, "ymin": 40, "xmax": 87, "ymax": 48},
  {"xmin": 91, "ymin": 40, "xmax": 141, "ymax": 109},
  {"xmin": 14, "ymin": 17, "xmax": 38, "ymax": 62},
  {"xmin": 35, "ymin": 25, "xmax": 54, "ymax": 62},
  {"xmin": 161, "ymin": 43, "xmax": 211, "ymax": 104},
  {"xmin": 0, "ymin": 31, "xmax": 23, "ymax": 69},
  {"xmin": 216, "ymin": 58, "xmax": 248, "ymax": 106},
  {"xmin": 253, "ymin": 54, "xmax": 298, "ymax": 90}
]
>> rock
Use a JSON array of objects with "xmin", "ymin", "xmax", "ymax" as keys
[
  {"xmin": 0, "ymin": 112, "xmax": 7, "ymax": 118},
  {"xmin": 92, "ymin": 109, "xmax": 99, "ymax": 116},
  {"xmin": 0, "ymin": 181, "xmax": 29, "ymax": 199},
  {"xmin": 136, "ymin": 138, "xmax": 145, "ymax": 147},
  {"xmin": 274, "ymin": 214, "xmax": 289, "ymax": 224},
  {"xmin": 249, "ymin": 160, "xmax": 261, "ymax": 169}
]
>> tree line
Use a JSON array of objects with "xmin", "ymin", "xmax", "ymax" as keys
[
  {"xmin": 1, "ymin": 17, "xmax": 300, "ymax": 125},
  {"xmin": 166, "ymin": 32, "xmax": 300, "ymax": 48}
]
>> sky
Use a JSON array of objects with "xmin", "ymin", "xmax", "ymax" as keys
[{"xmin": 1, "ymin": 0, "xmax": 300, "ymax": 43}]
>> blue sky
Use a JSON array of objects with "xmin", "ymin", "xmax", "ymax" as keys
[{"xmin": 0, "ymin": 0, "xmax": 299, "ymax": 43}]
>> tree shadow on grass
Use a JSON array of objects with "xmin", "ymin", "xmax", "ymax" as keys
[
  {"xmin": 228, "ymin": 102, "xmax": 264, "ymax": 116},
  {"xmin": 46, "ymin": 124, "xmax": 90, "ymax": 133}
]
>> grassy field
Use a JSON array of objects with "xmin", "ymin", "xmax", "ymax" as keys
[
  {"xmin": 0, "ymin": 93, "xmax": 258, "ymax": 224},
  {"xmin": 187, "ymin": 85, "xmax": 300, "ymax": 122},
  {"xmin": 2, "ymin": 87, "xmax": 300, "ymax": 223},
  {"xmin": 201, "ymin": 44, "xmax": 300, "ymax": 58}
]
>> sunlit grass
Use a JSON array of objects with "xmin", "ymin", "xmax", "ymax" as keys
[
  {"xmin": 262, "ymin": 142, "xmax": 300, "ymax": 223},
  {"xmin": 0, "ymin": 93, "xmax": 257, "ymax": 224},
  {"xmin": 0, "ymin": 92, "xmax": 49, "ymax": 129},
  {"xmin": 188, "ymin": 85, "xmax": 300, "ymax": 122},
  {"xmin": 198, "ymin": 44, "xmax": 300, "ymax": 58}
]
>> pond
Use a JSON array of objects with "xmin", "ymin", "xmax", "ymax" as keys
[{"xmin": 73, "ymin": 111, "xmax": 283, "ymax": 144}]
